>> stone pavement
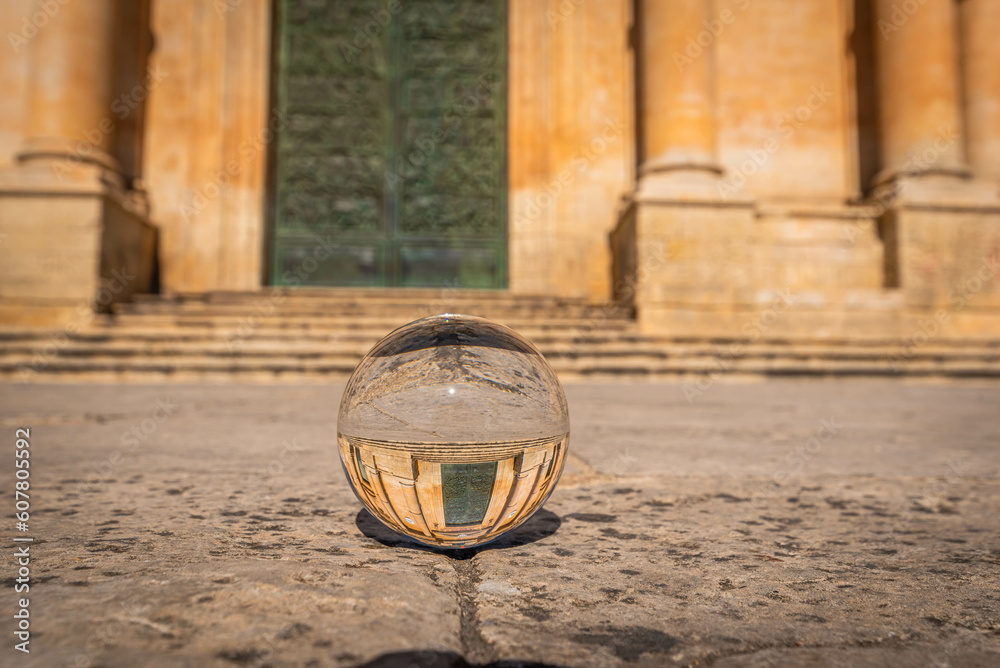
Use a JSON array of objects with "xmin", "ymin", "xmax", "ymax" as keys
[{"xmin": 1, "ymin": 380, "xmax": 998, "ymax": 667}]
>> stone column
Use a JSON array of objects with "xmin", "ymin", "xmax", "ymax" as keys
[
  {"xmin": 870, "ymin": 0, "xmax": 1000, "ymax": 323},
  {"xmin": 18, "ymin": 0, "xmax": 119, "ymax": 172},
  {"xmin": 872, "ymin": 0, "xmax": 968, "ymax": 182},
  {"xmin": 613, "ymin": 0, "xmax": 755, "ymax": 337},
  {"xmin": 636, "ymin": 0, "xmax": 722, "ymax": 197},
  {"xmin": 961, "ymin": 0, "xmax": 1000, "ymax": 185},
  {"xmin": 0, "ymin": 0, "xmax": 156, "ymax": 328}
]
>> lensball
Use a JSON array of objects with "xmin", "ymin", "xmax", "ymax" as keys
[{"xmin": 338, "ymin": 314, "xmax": 570, "ymax": 548}]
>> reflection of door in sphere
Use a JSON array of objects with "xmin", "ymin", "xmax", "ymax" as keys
[
  {"xmin": 269, "ymin": 0, "xmax": 508, "ymax": 289},
  {"xmin": 441, "ymin": 461, "xmax": 499, "ymax": 526}
]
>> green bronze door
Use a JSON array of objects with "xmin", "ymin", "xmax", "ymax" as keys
[
  {"xmin": 270, "ymin": 0, "xmax": 507, "ymax": 288},
  {"xmin": 441, "ymin": 462, "xmax": 498, "ymax": 526}
]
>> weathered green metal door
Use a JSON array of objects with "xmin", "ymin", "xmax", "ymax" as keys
[
  {"xmin": 441, "ymin": 461, "xmax": 498, "ymax": 526},
  {"xmin": 270, "ymin": 0, "xmax": 507, "ymax": 288}
]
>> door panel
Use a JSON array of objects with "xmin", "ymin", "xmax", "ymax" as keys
[
  {"xmin": 441, "ymin": 461, "xmax": 499, "ymax": 526},
  {"xmin": 270, "ymin": 0, "xmax": 507, "ymax": 288}
]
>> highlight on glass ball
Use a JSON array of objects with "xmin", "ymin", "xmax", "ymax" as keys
[{"xmin": 338, "ymin": 314, "xmax": 570, "ymax": 549}]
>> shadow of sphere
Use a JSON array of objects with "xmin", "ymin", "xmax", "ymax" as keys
[
  {"xmin": 351, "ymin": 649, "xmax": 569, "ymax": 668},
  {"xmin": 355, "ymin": 507, "xmax": 562, "ymax": 559}
]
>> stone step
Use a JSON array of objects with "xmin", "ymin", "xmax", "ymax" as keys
[
  {"xmin": 6, "ymin": 290, "xmax": 999, "ymax": 382},
  {"xmin": 102, "ymin": 312, "xmax": 632, "ymax": 327},
  {"xmin": 4, "ymin": 339, "xmax": 999, "ymax": 362},
  {"xmin": 5, "ymin": 355, "xmax": 998, "ymax": 383},
  {"xmin": 0, "ymin": 327, "xmax": 638, "ymax": 342},
  {"xmin": 131, "ymin": 289, "xmax": 595, "ymax": 304},
  {"xmin": 114, "ymin": 292, "xmax": 630, "ymax": 326},
  {"xmin": 116, "ymin": 300, "xmax": 616, "ymax": 316},
  {"xmin": 94, "ymin": 322, "xmax": 634, "ymax": 337},
  {"xmin": 120, "ymin": 295, "xmax": 610, "ymax": 316},
  {"xmin": 2, "ymin": 327, "xmax": 996, "ymax": 353}
]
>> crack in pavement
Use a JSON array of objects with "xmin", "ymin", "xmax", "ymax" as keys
[{"xmin": 452, "ymin": 556, "xmax": 495, "ymax": 665}]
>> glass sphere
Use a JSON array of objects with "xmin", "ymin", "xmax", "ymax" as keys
[{"xmin": 338, "ymin": 314, "xmax": 570, "ymax": 548}]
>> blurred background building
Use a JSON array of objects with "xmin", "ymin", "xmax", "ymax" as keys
[{"xmin": 1, "ymin": 0, "xmax": 999, "ymax": 380}]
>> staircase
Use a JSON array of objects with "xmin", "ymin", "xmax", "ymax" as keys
[{"xmin": 2, "ymin": 290, "xmax": 999, "ymax": 382}]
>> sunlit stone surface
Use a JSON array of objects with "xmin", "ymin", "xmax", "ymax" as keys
[{"xmin": 338, "ymin": 314, "xmax": 570, "ymax": 548}]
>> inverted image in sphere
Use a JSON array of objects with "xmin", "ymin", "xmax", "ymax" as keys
[{"xmin": 338, "ymin": 314, "xmax": 570, "ymax": 548}]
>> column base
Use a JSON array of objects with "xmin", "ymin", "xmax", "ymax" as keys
[
  {"xmin": 0, "ymin": 160, "xmax": 157, "ymax": 328},
  {"xmin": 17, "ymin": 136, "xmax": 123, "ymax": 175},
  {"xmin": 635, "ymin": 158, "xmax": 750, "ymax": 203},
  {"xmin": 636, "ymin": 299, "xmax": 1000, "ymax": 341},
  {"xmin": 613, "ymin": 170, "xmax": 1000, "ymax": 340},
  {"xmin": 872, "ymin": 171, "xmax": 999, "ymax": 209},
  {"xmin": 611, "ymin": 188, "xmax": 757, "ymax": 336}
]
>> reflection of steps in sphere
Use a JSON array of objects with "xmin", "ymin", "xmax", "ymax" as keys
[{"xmin": 339, "ymin": 432, "xmax": 568, "ymax": 548}]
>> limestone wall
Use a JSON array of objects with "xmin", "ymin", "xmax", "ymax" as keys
[
  {"xmin": 143, "ymin": 0, "xmax": 272, "ymax": 294},
  {"xmin": 508, "ymin": 0, "xmax": 635, "ymax": 301},
  {"xmin": 0, "ymin": 0, "xmax": 157, "ymax": 327},
  {"xmin": 2, "ymin": 0, "xmax": 999, "ymax": 340}
]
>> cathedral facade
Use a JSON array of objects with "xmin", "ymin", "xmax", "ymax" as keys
[{"xmin": 1, "ymin": 0, "xmax": 999, "ymax": 341}]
